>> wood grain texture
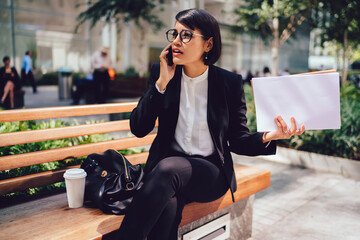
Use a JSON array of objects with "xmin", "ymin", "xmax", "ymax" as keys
[
  {"xmin": 293, "ymin": 69, "xmax": 336, "ymax": 75},
  {"xmin": 179, "ymin": 164, "xmax": 270, "ymax": 227},
  {"xmin": 0, "ymin": 102, "xmax": 137, "ymax": 123},
  {"xmin": 0, "ymin": 164, "xmax": 271, "ymax": 240},
  {"xmin": 0, "ymin": 134, "xmax": 156, "ymax": 171},
  {"xmin": 0, "ymin": 152, "xmax": 149, "ymax": 195},
  {"xmin": 0, "ymin": 102, "xmax": 272, "ymax": 239},
  {"xmin": 0, "ymin": 120, "xmax": 130, "ymax": 147}
]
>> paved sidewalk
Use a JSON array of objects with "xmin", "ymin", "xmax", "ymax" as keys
[
  {"xmin": 21, "ymin": 85, "xmax": 360, "ymax": 240},
  {"xmin": 233, "ymin": 155, "xmax": 360, "ymax": 240},
  {"xmin": 23, "ymin": 86, "xmax": 73, "ymax": 108},
  {"xmin": 21, "ymin": 85, "xmax": 139, "ymax": 124}
]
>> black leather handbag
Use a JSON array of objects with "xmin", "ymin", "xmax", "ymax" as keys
[{"xmin": 80, "ymin": 149, "xmax": 144, "ymax": 215}]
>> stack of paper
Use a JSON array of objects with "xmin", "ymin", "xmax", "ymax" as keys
[{"xmin": 251, "ymin": 71, "xmax": 341, "ymax": 131}]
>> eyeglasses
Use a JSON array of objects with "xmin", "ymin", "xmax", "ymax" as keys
[{"xmin": 166, "ymin": 29, "xmax": 207, "ymax": 43}]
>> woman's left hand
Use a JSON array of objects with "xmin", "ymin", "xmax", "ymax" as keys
[{"xmin": 262, "ymin": 115, "xmax": 305, "ymax": 143}]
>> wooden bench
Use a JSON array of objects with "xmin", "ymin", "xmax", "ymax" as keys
[{"xmin": 0, "ymin": 103, "xmax": 271, "ymax": 240}]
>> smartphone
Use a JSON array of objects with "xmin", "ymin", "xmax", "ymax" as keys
[{"xmin": 166, "ymin": 46, "xmax": 173, "ymax": 66}]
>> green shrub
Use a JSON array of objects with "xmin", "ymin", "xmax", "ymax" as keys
[
  {"xmin": 124, "ymin": 66, "xmax": 139, "ymax": 77},
  {"xmin": 347, "ymin": 70, "xmax": 360, "ymax": 80},
  {"xmin": 0, "ymin": 119, "xmax": 144, "ymax": 204},
  {"xmin": 244, "ymin": 84, "xmax": 257, "ymax": 133},
  {"xmin": 35, "ymin": 72, "xmax": 84, "ymax": 85},
  {"xmin": 244, "ymin": 83, "xmax": 360, "ymax": 160}
]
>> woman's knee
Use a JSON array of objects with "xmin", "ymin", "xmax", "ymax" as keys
[
  {"xmin": 151, "ymin": 157, "xmax": 190, "ymax": 180},
  {"xmin": 143, "ymin": 157, "xmax": 191, "ymax": 195}
]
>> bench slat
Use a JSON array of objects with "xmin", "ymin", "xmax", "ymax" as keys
[
  {"xmin": 0, "ymin": 134, "xmax": 156, "ymax": 171},
  {"xmin": 0, "ymin": 120, "xmax": 130, "ymax": 147},
  {"xmin": 0, "ymin": 102, "xmax": 137, "ymax": 123},
  {"xmin": 0, "ymin": 164, "xmax": 271, "ymax": 240},
  {"xmin": 0, "ymin": 152, "xmax": 149, "ymax": 195},
  {"xmin": 180, "ymin": 164, "xmax": 271, "ymax": 227}
]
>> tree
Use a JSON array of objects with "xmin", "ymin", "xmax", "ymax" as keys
[
  {"xmin": 232, "ymin": 0, "xmax": 318, "ymax": 75},
  {"xmin": 75, "ymin": 0, "xmax": 165, "ymax": 32},
  {"xmin": 315, "ymin": 0, "xmax": 360, "ymax": 85}
]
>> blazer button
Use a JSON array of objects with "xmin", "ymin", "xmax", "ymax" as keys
[{"xmin": 150, "ymin": 94, "xmax": 153, "ymax": 99}]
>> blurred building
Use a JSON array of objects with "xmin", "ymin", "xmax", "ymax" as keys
[
  {"xmin": 0, "ymin": 0, "xmax": 310, "ymax": 77},
  {"xmin": 308, "ymin": 28, "xmax": 338, "ymax": 71}
]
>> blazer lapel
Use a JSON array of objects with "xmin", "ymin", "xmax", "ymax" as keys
[
  {"xmin": 163, "ymin": 65, "xmax": 182, "ymax": 109},
  {"xmin": 207, "ymin": 65, "xmax": 229, "ymax": 155},
  {"xmin": 161, "ymin": 65, "xmax": 182, "ymax": 138}
]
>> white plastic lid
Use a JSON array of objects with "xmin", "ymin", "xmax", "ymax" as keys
[{"xmin": 63, "ymin": 168, "xmax": 87, "ymax": 179}]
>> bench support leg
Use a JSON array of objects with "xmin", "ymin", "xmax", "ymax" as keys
[{"xmin": 178, "ymin": 195, "xmax": 254, "ymax": 240}]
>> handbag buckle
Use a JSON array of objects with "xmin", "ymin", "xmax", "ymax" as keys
[{"xmin": 126, "ymin": 182, "xmax": 135, "ymax": 191}]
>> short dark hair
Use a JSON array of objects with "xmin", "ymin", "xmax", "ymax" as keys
[
  {"xmin": 25, "ymin": 51, "xmax": 30, "ymax": 55},
  {"xmin": 175, "ymin": 9, "xmax": 221, "ymax": 65},
  {"xmin": 263, "ymin": 66, "xmax": 271, "ymax": 74},
  {"xmin": 3, "ymin": 56, "xmax": 10, "ymax": 63}
]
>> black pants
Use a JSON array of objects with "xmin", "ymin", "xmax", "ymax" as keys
[
  {"xmin": 72, "ymin": 79, "xmax": 94, "ymax": 104},
  {"xmin": 117, "ymin": 154, "xmax": 228, "ymax": 240},
  {"xmin": 93, "ymin": 69, "xmax": 110, "ymax": 103},
  {"xmin": 21, "ymin": 69, "xmax": 36, "ymax": 93}
]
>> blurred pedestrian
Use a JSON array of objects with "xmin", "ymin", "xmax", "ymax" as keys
[
  {"xmin": 244, "ymin": 70, "xmax": 253, "ymax": 85},
  {"xmin": 0, "ymin": 56, "xmax": 20, "ymax": 109},
  {"xmin": 355, "ymin": 75, "xmax": 360, "ymax": 89},
  {"xmin": 91, "ymin": 46, "xmax": 112, "ymax": 103},
  {"xmin": 281, "ymin": 68, "xmax": 290, "ymax": 76},
  {"xmin": 263, "ymin": 66, "xmax": 271, "ymax": 77},
  {"xmin": 72, "ymin": 73, "xmax": 94, "ymax": 105},
  {"xmin": 21, "ymin": 51, "xmax": 37, "ymax": 93}
]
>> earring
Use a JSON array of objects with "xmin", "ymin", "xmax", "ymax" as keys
[{"xmin": 205, "ymin": 52, "xmax": 208, "ymax": 60}]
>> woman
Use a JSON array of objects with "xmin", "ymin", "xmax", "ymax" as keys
[
  {"xmin": 0, "ymin": 56, "xmax": 20, "ymax": 109},
  {"xmin": 118, "ymin": 9, "xmax": 305, "ymax": 240}
]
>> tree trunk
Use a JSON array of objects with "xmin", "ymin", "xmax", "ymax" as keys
[
  {"xmin": 335, "ymin": 43, "xmax": 340, "ymax": 71},
  {"xmin": 341, "ymin": 29, "xmax": 349, "ymax": 86},
  {"xmin": 272, "ymin": 0, "xmax": 279, "ymax": 76},
  {"xmin": 138, "ymin": 28, "xmax": 147, "ymax": 76},
  {"xmin": 271, "ymin": 39, "xmax": 279, "ymax": 76}
]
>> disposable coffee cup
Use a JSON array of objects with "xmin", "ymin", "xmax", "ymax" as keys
[{"xmin": 63, "ymin": 168, "xmax": 87, "ymax": 208}]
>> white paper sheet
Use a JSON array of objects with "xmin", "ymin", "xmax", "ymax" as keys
[{"xmin": 251, "ymin": 72, "xmax": 341, "ymax": 131}]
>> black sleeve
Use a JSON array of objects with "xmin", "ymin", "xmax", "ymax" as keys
[
  {"xmin": 228, "ymin": 74, "xmax": 276, "ymax": 156},
  {"xmin": 11, "ymin": 67, "xmax": 21, "ymax": 89},
  {"xmin": 130, "ymin": 64, "xmax": 165, "ymax": 138}
]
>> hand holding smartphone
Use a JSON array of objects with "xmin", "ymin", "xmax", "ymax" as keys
[
  {"xmin": 156, "ymin": 45, "xmax": 175, "ymax": 91},
  {"xmin": 166, "ymin": 46, "xmax": 173, "ymax": 66}
]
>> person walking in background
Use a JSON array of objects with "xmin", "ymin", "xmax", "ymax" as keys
[
  {"xmin": 21, "ymin": 51, "xmax": 37, "ymax": 93},
  {"xmin": 281, "ymin": 68, "xmax": 290, "ymax": 76},
  {"xmin": 0, "ymin": 56, "xmax": 20, "ymax": 109},
  {"xmin": 244, "ymin": 70, "xmax": 253, "ymax": 85},
  {"xmin": 263, "ymin": 66, "xmax": 271, "ymax": 77},
  {"xmin": 91, "ymin": 46, "xmax": 112, "ymax": 103}
]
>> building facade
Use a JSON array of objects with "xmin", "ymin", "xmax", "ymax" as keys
[{"xmin": 0, "ymin": 0, "xmax": 310, "ymax": 78}]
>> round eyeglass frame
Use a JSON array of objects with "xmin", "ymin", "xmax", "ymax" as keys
[{"xmin": 166, "ymin": 29, "xmax": 207, "ymax": 43}]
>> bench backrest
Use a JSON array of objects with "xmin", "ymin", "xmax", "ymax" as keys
[{"xmin": 0, "ymin": 102, "xmax": 156, "ymax": 196}]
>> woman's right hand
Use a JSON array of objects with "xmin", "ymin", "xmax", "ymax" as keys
[{"xmin": 156, "ymin": 44, "xmax": 176, "ymax": 91}]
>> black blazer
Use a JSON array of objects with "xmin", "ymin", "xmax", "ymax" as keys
[
  {"xmin": 130, "ymin": 64, "xmax": 276, "ymax": 201},
  {"xmin": 0, "ymin": 67, "xmax": 20, "ymax": 90}
]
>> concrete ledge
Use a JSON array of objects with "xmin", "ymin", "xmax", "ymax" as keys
[
  {"xmin": 261, "ymin": 147, "xmax": 360, "ymax": 179},
  {"xmin": 178, "ymin": 196, "xmax": 254, "ymax": 240}
]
